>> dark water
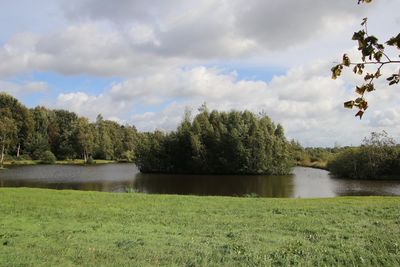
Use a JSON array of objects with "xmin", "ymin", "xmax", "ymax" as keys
[{"xmin": 1, "ymin": 164, "xmax": 400, "ymax": 198}]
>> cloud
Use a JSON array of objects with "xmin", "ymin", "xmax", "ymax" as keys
[
  {"xmin": 0, "ymin": 24, "xmax": 184, "ymax": 78},
  {"xmin": 62, "ymin": 0, "xmax": 181, "ymax": 24},
  {"xmin": 1, "ymin": 0, "xmax": 400, "ymax": 147},
  {"xmin": 52, "ymin": 62, "xmax": 376, "ymax": 146},
  {"xmin": 59, "ymin": 0, "xmax": 365, "ymax": 57},
  {"xmin": 0, "ymin": 80, "xmax": 48, "ymax": 97},
  {"xmin": 0, "ymin": 0, "xmax": 394, "ymax": 78}
]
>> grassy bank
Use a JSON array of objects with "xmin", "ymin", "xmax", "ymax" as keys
[
  {"xmin": 1, "ymin": 189, "xmax": 399, "ymax": 266},
  {"xmin": 296, "ymin": 160, "xmax": 328, "ymax": 170},
  {"xmin": 1, "ymin": 159, "xmax": 117, "ymax": 167}
]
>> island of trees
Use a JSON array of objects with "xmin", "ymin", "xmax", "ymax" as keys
[{"xmin": 135, "ymin": 106, "xmax": 292, "ymax": 175}]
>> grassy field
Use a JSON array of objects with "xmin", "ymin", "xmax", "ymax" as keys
[{"xmin": 1, "ymin": 189, "xmax": 399, "ymax": 266}]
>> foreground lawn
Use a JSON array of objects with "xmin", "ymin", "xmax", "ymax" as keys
[{"xmin": 1, "ymin": 189, "xmax": 399, "ymax": 266}]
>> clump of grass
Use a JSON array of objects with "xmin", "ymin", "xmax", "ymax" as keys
[{"xmin": 124, "ymin": 187, "xmax": 139, "ymax": 193}]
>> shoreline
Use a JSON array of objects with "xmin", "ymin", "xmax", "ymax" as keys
[{"xmin": 0, "ymin": 159, "xmax": 122, "ymax": 168}]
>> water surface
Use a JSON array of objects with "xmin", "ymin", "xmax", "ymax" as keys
[{"xmin": 1, "ymin": 164, "xmax": 400, "ymax": 198}]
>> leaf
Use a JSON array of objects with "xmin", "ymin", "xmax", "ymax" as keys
[
  {"xmin": 355, "ymin": 86, "xmax": 366, "ymax": 95},
  {"xmin": 374, "ymin": 51, "xmax": 382, "ymax": 62},
  {"xmin": 386, "ymin": 33, "xmax": 400, "ymax": 49},
  {"xmin": 364, "ymin": 73, "xmax": 374, "ymax": 81},
  {"xmin": 344, "ymin": 101, "xmax": 355, "ymax": 109},
  {"xmin": 342, "ymin": 54, "xmax": 351, "ymax": 66},
  {"xmin": 387, "ymin": 75, "xmax": 395, "ymax": 81},
  {"xmin": 355, "ymin": 110, "xmax": 364, "ymax": 119},
  {"xmin": 331, "ymin": 65, "xmax": 343, "ymax": 79},
  {"xmin": 359, "ymin": 99, "xmax": 368, "ymax": 110},
  {"xmin": 365, "ymin": 84, "xmax": 375, "ymax": 92}
]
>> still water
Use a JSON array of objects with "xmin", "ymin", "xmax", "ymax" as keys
[{"xmin": 1, "ymin": 164, "xmax": 400, "ymax": 198}]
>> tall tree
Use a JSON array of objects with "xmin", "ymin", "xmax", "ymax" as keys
[
  {"xmin": 75, "ymin": 117, "xmax": 94, "ymax": 163},
  {"xmin": 0, "ymin": 93, "xmax": 34, "ymax": 157},
  {"xmin": 0, "ymin": 109, "xmax": 17, "ymax": 168}
]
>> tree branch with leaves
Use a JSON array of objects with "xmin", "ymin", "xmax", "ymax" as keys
[{"xmin": 331, "ymin": 0, "xmax": 400, "ymax": 119}]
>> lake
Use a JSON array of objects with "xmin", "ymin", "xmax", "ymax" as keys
[{"xmin": 1, "ymin": 164, "xmax": 400, "ymax": 198}]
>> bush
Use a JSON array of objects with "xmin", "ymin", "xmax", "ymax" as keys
[
  {"xmin": 40, "ymin": 151, "xmax": 57, "ymax": 164},
  {"xmin": 86, "ymin": 157, "xmax": 95, "ymax": 164},
  {"xmin": 16, "ymin": 154, "xmax": 32, "ymax": 161},
  {"xmin": 328, "ymin": 132, "xmax": 400, "ymax": 179}
]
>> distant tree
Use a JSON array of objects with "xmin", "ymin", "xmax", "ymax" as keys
[
  {"xmin": 331, "ymin": 0, "xmax": 400, "ymax": 118},
  {"xmin": 75, "ymin": 117, "xmax": 95, "ymax": 163},
  {"xmin": 0, "ymin": 109, "xmax": 17, "ymax": 168},
  {"xmin": 29, "ymin": 107, "xmax": 50, "ymax": 159},
  {"xmin": 50, "ymin": 110, "xmax": 78, "ymax": 159},
  {"xmin": 0, "ymin": 93, "xmax": 34, "ymax": 157},
  {"xmin": 328, "ymin": 131, "xmax": 399, "ymax": 179},
  {"xmin": 94, "ymin": 115, "xmax": 114, "ymax": 160}
]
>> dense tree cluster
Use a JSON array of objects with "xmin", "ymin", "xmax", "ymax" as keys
[
  {"xmin": 0, "ymin": 93, "xmax": 138, "ymax": 166},
  {"xmin": 328, "ymin": 131, "xmax": 400, "ymax": 179},
  {"xmin": 136, "ymin": 106, "xmax": 292, "ymax": 175}
]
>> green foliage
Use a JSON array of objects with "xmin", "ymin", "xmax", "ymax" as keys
[
  {"xmin": 0, "ymin": 93, "xmax": 34, "ymax": 155},
  {"xmin": 0, "ymin": 109, "xmax": 17, "ymax": 167},
  {"xmin": 86, "ymin": 156, "xmax": 95, "ymax": 165},
  {"xmin": 0, "ymin": 93, "xmax": 138, "ymax": 163},
  {"xmin": 121, "ymin": 150, "xmax": 135, "ymax": 162},
  {"xmin": 135, "ymin": 108, "xmax": 292, "ymax": 175},
  {"xmin": 328, "ymin": 131, "xmax": 400, "ymax": 179},
  {"xmin": 288, "ymin": 140, "xmax": 344, "ymax": 169},
  {"xmin": 39, "ymin": 150, "xmax": 57, "ymax": 164},
  {"xmin": 332, "ymin": 3, "xmax": 400, "ymax": 118}
]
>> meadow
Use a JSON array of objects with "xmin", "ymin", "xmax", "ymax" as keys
[{"xmin": 1, "ymin": 188, "xmax": 399, "ymax": 266}]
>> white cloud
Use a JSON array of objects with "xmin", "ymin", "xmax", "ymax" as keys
[
  {"xmin": 52, "ymin": 62, "xmax": 400, "ymax": 147},
  {"xmin": 0, "ymin": 80, "xmax": 48, "ymax": 97},
  {"xmin": 2, "ymin": 0, "xmax": 394, "ymax": 78}
]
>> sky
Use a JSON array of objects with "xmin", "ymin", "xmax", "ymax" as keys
[{"xmin": 0, "ymin": 0, "xmax": 399, "ymax": 147}]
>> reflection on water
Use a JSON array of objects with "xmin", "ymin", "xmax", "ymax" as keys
[
  {"xmin": 133, "ymin": 173, "xmax": 294, "ymax": 197},
  {"xmin": 0, "ymin": 164, "xmax": 400, "ymax": 198}
]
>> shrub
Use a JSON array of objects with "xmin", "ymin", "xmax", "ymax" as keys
[
  {"xmin": 86, "ymin": 157, "xmax": 95, "ymax": 164},
  {"xmin": 40, "ymin": 151, "xmax": 57, "ymax": 164},
  {"xmin": 328, "ymin": 132, "xmax": 400, "ymax": 179},
  {"xmin": 16, "ymin": 154, "xmax": 32, "ymax": 161}
]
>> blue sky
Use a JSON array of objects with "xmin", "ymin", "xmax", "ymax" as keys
[{"xmin": 0, "ymin": 0, "xmax": 399, "ymax": 146}]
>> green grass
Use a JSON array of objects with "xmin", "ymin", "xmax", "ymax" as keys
[{"xmin": 1, "ymin": 188, "xmax": 400, "ymax": 266}]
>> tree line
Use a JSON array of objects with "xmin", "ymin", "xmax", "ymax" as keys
[
  {"xmin": 0, "ymin": 93, "xmax": 293, "ymax": 175},
  {"xmin": 0, "ymin": 93, "xmax": 138, "ymax": 167},
  {"xmin": 135, "ymin": 105, "xmax": 293, "ymax": 175}
]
